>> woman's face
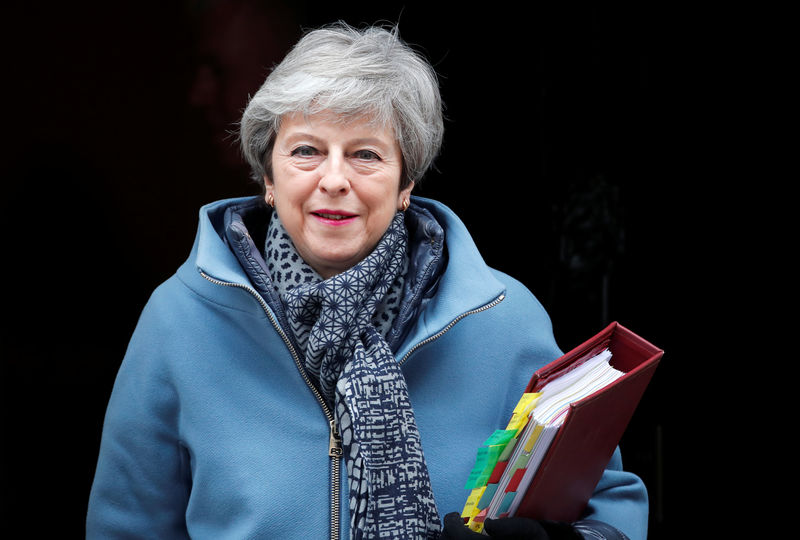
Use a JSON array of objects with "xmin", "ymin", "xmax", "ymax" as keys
[{"xmin": 267, "ymin": 111, "xmax": 412, "ymax": 279}]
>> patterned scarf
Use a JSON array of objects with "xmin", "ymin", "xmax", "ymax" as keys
[{"xmin": 265, "ymin": 211, "xmax": 441, "ymax": 540}]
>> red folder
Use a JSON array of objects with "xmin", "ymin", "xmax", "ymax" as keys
[{"xmin": 514, "ymin": 321, "xmax": 663, "ymax": 522}]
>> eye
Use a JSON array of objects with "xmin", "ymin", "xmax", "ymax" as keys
[
  {"xmin": 352, "ymin": 149, "xmax": 381, "ymax": 161},
  {"xmin": 290, "ymin": 145, "xmax": 317, "ymax": 157}
]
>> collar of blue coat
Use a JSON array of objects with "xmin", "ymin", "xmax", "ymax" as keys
[{"xmin": 183, "ymin": 195, "xmax": 507, "ymax": 358}]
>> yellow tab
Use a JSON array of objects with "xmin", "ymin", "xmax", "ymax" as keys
[
  {"xmin": 460, "ymin": 486, "xmax": 486, "ymax": 519},
  {"xmin": 467, "ymin": 519, "xmax": 485, "ymax": 533},
  {"xmin": 523, "ymin": 422, "xmax": 544, "ymax": 453},
  {"xmin": 506, "ymin": 393, "xmax": 542, "ymax": 431}
]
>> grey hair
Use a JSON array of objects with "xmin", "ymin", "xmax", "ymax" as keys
[{"xmin": 239, "ymin": 22, "xmax": 444, "ymax": 190}]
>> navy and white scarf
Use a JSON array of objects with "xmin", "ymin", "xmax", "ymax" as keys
[{"xmin": 265, "ymin": 211, "xmax": 441, "ymax": 540}]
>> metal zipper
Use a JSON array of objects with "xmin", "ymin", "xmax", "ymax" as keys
[
  {"xmin": 398, "ymin": 293, "xmax": 505, "ymax": 365},
  {"xmin": 328, "ymin": 420, "xmax": 342, "ymax": 538},
  {"xmin": 199, "ymin": 271, "xmax": 341, "ymax": 540}
]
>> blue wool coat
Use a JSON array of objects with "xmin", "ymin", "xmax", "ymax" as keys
[{"xmin": 86, "ymin": 196, "xmax": 648, "ymax": 539}]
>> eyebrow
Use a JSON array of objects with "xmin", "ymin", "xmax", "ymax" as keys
[
  {"xmin": 281, "ymin": 132, "xmax": 321, "ymax": 145},
  {"xmin": 282, "ymin": 132, "xmax": 392, "ymax": 150}
]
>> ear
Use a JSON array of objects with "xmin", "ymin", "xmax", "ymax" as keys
[
  {"xmin": 264, "ymin": 175, "xmax": 275, "ymax": 207},
  {"xmin": 397, "ymin": 181, "xmax": 415, "ymax": 210}
]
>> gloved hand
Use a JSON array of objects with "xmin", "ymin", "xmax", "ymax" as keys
[{"xmin": 440, "ymin": 511, "xmax": 583, "ymax": 540}]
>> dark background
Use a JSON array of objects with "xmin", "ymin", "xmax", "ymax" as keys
[{"xmin": 2, "ymin": 1, "xmax": 757, "ymax": 537}]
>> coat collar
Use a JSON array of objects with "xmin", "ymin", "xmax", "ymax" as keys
[
  {"xmin": 187, "ymin": 196, "xmax": 507, "ymax": 351},
  {"xmin": 193, "ymin": 196, "xmax": 262, "ymax": 287},
  {"xmin": 396, "ymin": 197, "xmax": 507, "ymax": 359}
]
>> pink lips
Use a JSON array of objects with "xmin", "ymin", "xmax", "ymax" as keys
[{"xmin": 311, "ymin": 209, "xmax": 358, "ymax": 226}]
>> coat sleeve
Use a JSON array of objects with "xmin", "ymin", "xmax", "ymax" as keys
[
  {"xmin": 86, "ymin": 293, "xmax": 192, "ymax": 539},
  {"xmin": 574, "ymin": 448, "xmax": 648, "ymax": 539}
]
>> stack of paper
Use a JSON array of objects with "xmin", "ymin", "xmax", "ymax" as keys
[{"xmin": 460, "ymin": 348, "xmax": 624, "ymax": 532}]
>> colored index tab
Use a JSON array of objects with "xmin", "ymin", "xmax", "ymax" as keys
[
  {"xmin": 475, "ymin": 445, "xmax": 505, "ymax": 486},
  {"xmin": 498, "ymin": 491, "xmax": 517, "ymax": 514},
  {"xmin": 464, "ymin": 447, "xmax": 489, "ymax": 490},
  {"xmin": 488, "ymin": 460, "xmax": 508, "ymax": 484},
  {"xmin": 473, "ymin": 507, "xmax": 489, "ymax": 524},
  {"xmin": 483, "ymin": 429, "xmax": 517, "ymax": 447},
  {"xmin": 467, "ymin": 508, "xmax": 489, "ymax": 533},
  {"xmin": 461, "ymin": 486, "xmax": 486, "ymax": 519},
  {"xmin": 498, "ymin": 436, "xmax": 520, "ymax": 462},
  {"xmin": 506, "ymin": 393, "xmax": 541, "ymax": 431},
  {"xmin": 510, "ymin": 449, "xmax": 532, "ymax": 472},
  {"xmin": 523, "ymin": 423, "xmax": 545, "ymax": 453},
  {"xmin": 468, "ymin": 519, "xmax": 484, "ymax": 533},
  {"xmin": 506, "ymin": 467, "xmax": 528, "ymax": 492},
  {"xmin": 477, "ymin": 483, "xmax": 499, "ymax": 509}
]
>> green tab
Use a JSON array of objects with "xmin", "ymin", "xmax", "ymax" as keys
[
  {"xmin": 464, "ymin": 447, "xmax": 489, "ymax": 490},
  {"xmin": 483, "ymin": 429, "xmax": 518, "ymax": 447}
]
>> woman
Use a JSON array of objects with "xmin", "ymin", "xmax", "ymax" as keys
[{"xmin": 86, "ymin": 23, "xmax": 648, "ymax": 540}]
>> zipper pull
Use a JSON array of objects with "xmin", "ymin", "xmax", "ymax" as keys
[{"xmin": 329, "ymin": 420, "xmax": 342, "ymax": 458}]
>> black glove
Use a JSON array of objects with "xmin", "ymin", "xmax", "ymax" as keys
[
  {"xmin": 440, "ymin": 511, "xmax": 583, "ymax": 540},
  {"xmin": 438, "ymin": 512, "xmax": 485, "ymax": 539}
]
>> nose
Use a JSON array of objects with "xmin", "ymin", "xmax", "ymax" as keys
[{"xmin": 318, "ymin": 154, "xmax": 350, "ymax": 195}]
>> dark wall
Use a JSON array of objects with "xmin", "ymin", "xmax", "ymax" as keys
[{"xmin": 2, "ymin": 2, "xmax": 727, "ymax": 537}]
